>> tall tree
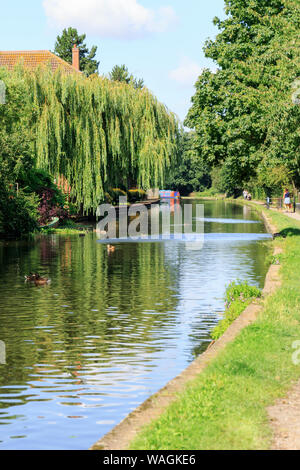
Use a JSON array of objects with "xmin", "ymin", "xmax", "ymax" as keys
[
  {"xmin": 109, "ymin": 64, "xmax": 144, "ymax": 89},
  {"xmin": 54, "ymin": 27, "xmax": 99, "ymax": 76},
  {"xmin": 0, "ymin": 66, "xmax": 178, "ymax": 213},
  {"xmin": 186, "ymin": 0, "xmax": 300, "ymax": 196}
]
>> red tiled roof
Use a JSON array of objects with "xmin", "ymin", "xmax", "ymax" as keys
[{"xmin": 0, "ymin": 50, "xmax": 79, "ymax": 74}]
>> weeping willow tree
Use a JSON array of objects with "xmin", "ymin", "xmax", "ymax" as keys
[{"xmin": 1, "ymin": 66, "xmax": 179, "ymax": 212}]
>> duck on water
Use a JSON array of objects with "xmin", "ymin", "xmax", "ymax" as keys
[{"xmin": 25, "ymin": 273, "xmax": 51, "ymax": 285}]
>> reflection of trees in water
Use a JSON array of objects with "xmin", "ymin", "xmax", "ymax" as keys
[
  {"xmin": 233, "ymin": 241, "xmax": 271, "ymax": 288},
  {"xmin": 204, "ymin": 200, "xmax": 258, "ymax": 221},
  {"xmin": 0, "ymin": 234, "xmax": 180, "ymax": 393},
  {"xmin": 161, "ymin": 212, "xmax": 271, "ymax": 361},
  {"xmin": 202, "ymin": 200, "xmax": 265, "ymax": 234},
  {"xmin": 0, "ymin": 239, "xmax": 37, "ymax": 278},
  {"xmin": 0, "ymin": 200, "xmax": 270, "ymax": 409}
]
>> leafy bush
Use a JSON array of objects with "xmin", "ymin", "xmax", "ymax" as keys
[
  {"xmin": 104, "ymin": 192, "xmax": 113, "ymax": 205},
  {"xmin": 211, "ymin": 281, "xmax": 261, "ymax": 340},
  {"xmin": 128, "ymin": 189, "xmax": 146, "ymax": 202},
  {"xmin": 0, "ymin": 180, "xmax": 39, "ymax": 237},
  {"xmin": 0, "ymin": 74, "xmax": 69, "ymax": 232},
  {"xmin": 106, "ymin": 188, "xmax": 127, "ymax": 205},
  {"xmin": 192, "ymin": 187, "xmax": 223, "ymax": 198},
  {"xmin": 67, "ymin": 202, "xmax": 79, "ymax": 216},
  {"xmin": 38, "ymin": 188, "xmax": 68, "ymax": 225},
  {"xmin": 20, "ymin": 169, "xmax": 69, "ymax": 225},
  {"xmin": 210, "ymin": 167, "xmax": 226, "ymax": 193}
]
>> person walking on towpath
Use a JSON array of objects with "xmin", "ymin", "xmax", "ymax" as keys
[{"xmin": 283, "ymin": 188, "xmax": 292, "ymax": 213}]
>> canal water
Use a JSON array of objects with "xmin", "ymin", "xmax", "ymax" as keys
[{"xmin": 0, "ymin": 200, "xmax": 271, "ymax": 449}]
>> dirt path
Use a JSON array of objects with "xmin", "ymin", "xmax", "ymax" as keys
[
  {"xmin": 268, "ymin": 381, "xmax": 300, "ymax": 450},
  {"xmin": 252, "ymin": 199, "xmax": 300, "ymax": 222}
]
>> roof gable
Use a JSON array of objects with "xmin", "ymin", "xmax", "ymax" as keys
[{"xmin": 0, "ymin": 50, "xmax": 79, "ymax": 74}]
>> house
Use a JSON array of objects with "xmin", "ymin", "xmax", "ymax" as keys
[{"xmin": 0, "ymin": 45, "xmax": 80, "ymax": 73}]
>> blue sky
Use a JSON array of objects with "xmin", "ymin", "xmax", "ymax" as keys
[{"xmin": 1, "ymin": 0, "xmax": 226, "ymax": 123}]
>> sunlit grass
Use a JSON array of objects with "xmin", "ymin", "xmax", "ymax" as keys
[{"xmin": 211, "ymin": 281, "xmax": 262, "ymax": 340}]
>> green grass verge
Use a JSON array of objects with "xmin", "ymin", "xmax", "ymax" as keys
[
  {"xmin": 211, "ymin": 281, "xmax": 262, "ymax": 340},
  {"xmin": 188, "ymin": 189, "xmax": 226, "ymax": 199},
  {"xmin": 40, "ymin": 220, "xmax": 92, "ymax": 235},
  {"xmin": 129, "ymin": 206, "xmax": 300, "ymax": 450},
  {"xmin": 40, "ymin": 227, "xmax": 88, "ymax": 234}
]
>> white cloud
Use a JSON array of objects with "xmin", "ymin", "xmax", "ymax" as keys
[
  {"xmin": 169, "ymin": 58, "xmax": 203, "ymax": 86},
  {"xmin": 43, "ymin": 0, "xmax": 177, "ymax": 39}
]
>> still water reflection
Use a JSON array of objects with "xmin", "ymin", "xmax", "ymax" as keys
[{"xmin": 0, "ymin": 200, "xmax": 271, "ymax": 449}]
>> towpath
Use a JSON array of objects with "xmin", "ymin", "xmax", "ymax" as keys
[{"xmin": 252, "ymin": 200, "xmax": 300, "ymax": 450}]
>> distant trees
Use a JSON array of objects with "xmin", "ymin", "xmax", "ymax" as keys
[
  {"xmin": 166, "ymin": 131, "xmax": 211, "ymax": 195},
  {"xmin": 54, "ymin": 27, "xmax": 99, "ymax": 76},
  {"xmin": 109, "ymin": 64, "xmax": 144, "ymax": 89}
]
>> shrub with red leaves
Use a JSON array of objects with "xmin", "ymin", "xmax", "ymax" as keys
[{"xmin": 37, "ymin": 188, "xmax": 68, "ymax": 226}]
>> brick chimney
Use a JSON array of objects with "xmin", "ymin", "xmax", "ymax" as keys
[{"xmin": 72, "ymin": 45, "xmax": 80, "ymax": 71}]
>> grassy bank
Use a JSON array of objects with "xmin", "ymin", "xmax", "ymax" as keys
[
  {"xmin": 184, "ymin": 189, "xmax": 226, "ymax": 199},
  {"xmin": 211, "ymin": 281, "xmax": 262, "ymax": 340},
  {"xmin": 41, "ymin": 227, "xmax": 89, "ymax": 235},
  {"xmin": 129, "ymin": 206, "xmax": 300, "ymax": 450},
  {"xmin": 40, "ymin": 220, "xmax": 93, "ymax": 235}
]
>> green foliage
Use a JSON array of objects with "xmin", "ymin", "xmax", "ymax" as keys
[
  {"xmin": 20, "ymin": 168, "xmax": 65, "ymax": 207},
  {"xmin": 58, "ymin": 218, "xmax": 77, "ymax": 228},
  {"xmin": 109, "ymin": 64, "xmax": 130, "ymax": 83},
  {"xmin": 105, "ymin": 188, "xmax": 146, "ymax": 204},
  {"xmin": 128, "ymin": 189, "xmax": 146, "ymax": 202},
  {"xmin": 21, "ymin": 168, "xmax": 53, "ymax": 193},
  {"xmin": 211, "ymin": 281, "xmax": 261, "ymax": 340},
  {"xmin": 109, "ymin": 64, "xmax": 144, "ymax": 89},
  {"xmin": 210, "ymin": 167, "xmax": 224, "ymax": 193},
  {"xmin": 0, "ymin": 81, "xmax": 67, "ymax": 234},
  {"xmin": 106, "ymin": 188, "xmax": 127, "ymax": 205},
  {"xmin": 267, "ymin": 253, "xmax": 283, "ymax": 265},
  {"xmin": 54, "ymin": 27, "xmax": 99, "ymax": 76},
  {"xmin": 0, "ymin": 179, "xmax": 39, "ymax": 237},
  {"xmin": 165, "ymin": 131, "xmax": 211, "ymax": 195},
  {"xmin": 0, "ymin": 70, "xmax": 35, "ymax": 181},
  {"xmin": 0, "ymin": 76, "xmax": 40, "ymax": 236},
  {"xmin": 193, "ymin": 188, "xmax": 223, "ymax": 198},
  {"xmin": 0, "ymin": 66, "xmax": 179, "ymax": 214},
  {"xmin": 41, "ymin": 225, "xmax": 86, "ymax": 235},
  {"xmin": 186, "ymin": 0, "xmax": 300, "ymax": 196}
]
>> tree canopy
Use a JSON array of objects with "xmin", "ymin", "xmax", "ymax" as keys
[
  {"xmin": 54, "ymin": 27, "xmax": 99, "ymax": 76},
  {"xmin": 185, "ymin": 0, "xmax": 300, "ymax": 197},
  {"xmin": 0, "ymin": 66, "xmax": 179, "ymax": 213},
  {"xmin": 109, "ymin": 64, "xmax": 144, "ymax": 89}
]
